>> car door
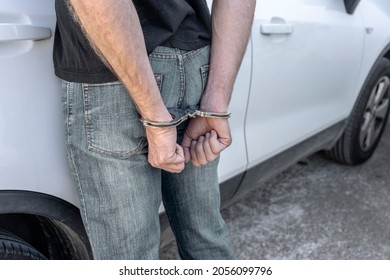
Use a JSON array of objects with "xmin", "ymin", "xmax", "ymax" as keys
[
  {"xmin": 245, "ymin": 0, "xmax": 365, "ymax": 167},
  {"xmin": 0, "ymin": 0, "xmax": 79, "ymax": 204}
]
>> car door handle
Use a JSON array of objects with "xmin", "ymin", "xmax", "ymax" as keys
[
  {"xmin": 260, "ymin": 23, "xmax": 293, "ymax": 35},
  {"xmin": 0, "ymin": 24, "xmax": 52, "ymax": 42}
]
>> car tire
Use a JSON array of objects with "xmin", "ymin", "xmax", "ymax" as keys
[
  {"xmin": 0, "ymin": 229, "xmax": 47, "ymax": 260},
  {"xmin": 326, "ymin": 57, "xmax": 390, "ymax": 165}
]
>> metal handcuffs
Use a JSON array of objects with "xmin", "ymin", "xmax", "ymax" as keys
[{"xmin": 140, "ymin": 105, "xmax": 231, "ymax": 128}]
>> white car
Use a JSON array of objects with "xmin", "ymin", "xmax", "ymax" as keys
[{"xmin": 0, "ymin": 0, "xmax": 389, "ymax": 259}]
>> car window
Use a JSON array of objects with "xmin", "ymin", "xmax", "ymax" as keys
[{"xmin": 344, "ymin": 0, "xmax": 361, "ymax": 14}]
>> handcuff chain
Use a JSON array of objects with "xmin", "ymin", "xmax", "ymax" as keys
[{"xmin": 140, "ymin": 106, "xmax": 231, "ymax": 128}]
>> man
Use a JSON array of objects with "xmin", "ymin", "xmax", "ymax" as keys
[{"xmin": 54, "ymin": 0, "xmax": 255, "ymax": 259}]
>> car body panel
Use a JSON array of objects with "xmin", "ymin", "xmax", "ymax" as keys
[
  {"xmin": 245, "ymin": 0, "xmax": 365, "ymax": 168},
  {"xmin": 357, "ymin": 0, "xmax": 390, "ymax": 96},
  {"xmin": 0, "ymin": 0, "xmax": 79, "ymax": 205}
]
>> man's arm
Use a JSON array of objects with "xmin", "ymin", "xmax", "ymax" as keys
[
  {"xmin": 69, "ymin": 0, "xmax": 184, "ymax": 173},
  {"xmin": 182, "ymin": 0, "xmax": 256, "ymax": 165}
]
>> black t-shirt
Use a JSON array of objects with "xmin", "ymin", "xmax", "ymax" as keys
[{"xmin": 53, "ymin": 0, "xmax": 212, "ymax": 83}]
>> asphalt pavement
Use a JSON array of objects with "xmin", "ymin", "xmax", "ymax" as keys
[{"xmin": 160, "ymin": 122, "xmax": 390, "ymax": 260}]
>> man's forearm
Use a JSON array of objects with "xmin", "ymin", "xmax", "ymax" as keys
[
  {"xmin": 69, "ymin": 0, "xmax": 171, "ymax": 122},
  {"xmin": 201, "ymin": 0, "xmax": 256, "ymax": 112}
]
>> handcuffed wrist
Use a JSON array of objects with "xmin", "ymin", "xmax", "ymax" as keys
[{"xmin": 140, "ymin": 107, "xmax": 231, "ymax": 128}]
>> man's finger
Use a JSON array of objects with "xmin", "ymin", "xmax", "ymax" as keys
[
  {"xmin": 190, "ymin": 140, "xmax": 200, "ymax": 166},
  {"xmin": 181, "ymin": 134, "xmax": 193, "ymax": 163},
  {"xmin": 175, "ymin": 143, "xmax": 185, "ymax": 159},
  {"xmin": 195, "ymin": 136, "xmax": 208, "ymax": 165},
  {"xmin": 163, "ymin": 145, "xmax": 185, "ymax": 169},
  {"xmin": 203, "ymin": 132, "xmax": 218, "ymax": 162},
  {"xmin": 209, "ymin": 130, "xmax": 224, "ymax": 154}
]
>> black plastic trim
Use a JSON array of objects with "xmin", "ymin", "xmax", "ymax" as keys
[
  {"xmin": 0, "ymin": 190, "xmax": 88, "ymax": 248},
  {"xmin": 372, "ymin": 43, "xmax": 390, "ymax": 70},
  {"xmin": 349, "ymin": 43, "xmax": 390, "ymax": 122},
  {"xmin": 234, "ymin": 120, "xmax": 347, "ymax": 199},
  {"xmin": 344, "ymin": 0, "xmax": 361, "ymax": 14}
]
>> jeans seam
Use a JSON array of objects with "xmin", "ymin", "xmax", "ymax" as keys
[
  {"xmin": 83, "ymin": 81, "xmax": 122, "ymax": 87},
  {"xmin": 82, "ymin": 83, "xmax": 94, "ymax": 149},
  {"xmin": 65, "ymin": 81, "xmax": 73, "ymax": 136},
  {"xmin": 162, "ymin": 203, "xmax": 190, "ymax": 260},
  {"xmin": 148, "ymin": 45, "xmax": 209, "ymax": 60},
  {"xmin": 154, "ymin": 73, "xmax": 163, "ymax": 92},
  {"xmin": 86, "ymin": 140, "xmax": 147, "ymax": 158},
  {"xmin": 182, "ymin": 45, "xmax": 209, "ymax": 60},
  {"xmin": 64, "ymin": 82, "xmax": 92, "ymax": 243},
  {"xmin": 149, "ymin": 53, "xmax": 177, "ymax": 60},
  {"xmin": 68, "ymin": 145, "xmax": 92, "ymax": 243},
  {"xmin": 176, "ymin": 50, "xmax": 186, "ymax": 108}
]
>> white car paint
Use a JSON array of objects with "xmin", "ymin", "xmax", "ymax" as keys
[
  {"xmin": 245, "ymin": 0, "xmax": 365, "ymax": 167},
  {"xmin": 0, "ymin": 0, "xmax": 77, "ymax": 204},
  {"xmin": 1, "ymin": 0, "xmax": 390, "ymax": 209}
]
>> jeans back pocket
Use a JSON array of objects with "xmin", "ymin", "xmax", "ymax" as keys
[{"xmin": 82, "ymin": 81, "xmax": 147, "ymax": 158}]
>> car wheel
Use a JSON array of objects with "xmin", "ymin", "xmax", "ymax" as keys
[
  {"xmin": 0, "ymin": 229, "xmax": 47, "ymax": 260},
  {"xmin": 326, "ymin": 57, "xmax": 390, "ymax": 165}
]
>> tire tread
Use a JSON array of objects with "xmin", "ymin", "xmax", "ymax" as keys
[
  {"xmin": 0, "ymin": 230, "xmax": 46, "ymax": 260},
  {"xmin": 325, "ymin": 57, "xmax": 390, "ymax": 165}
]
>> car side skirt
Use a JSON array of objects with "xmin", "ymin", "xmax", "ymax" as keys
[{"xmin": 228, "ymin": 119, "xmax": 347, "ymax": 202}]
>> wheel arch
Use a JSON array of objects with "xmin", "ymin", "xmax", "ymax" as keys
[
  {"xmin": 0, "ymin": 190, "xmax": 92, "ymax": 259},
  {"xmin": 349, "ymin": 42, "xmax": 390, "ymax": 118},
  {"xmin": 383, "ymin": 45, "xmax": 390, "ymax": 62}
]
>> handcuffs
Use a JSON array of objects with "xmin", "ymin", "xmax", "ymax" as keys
[{"xmin": 140, "ymin": 105, "xmax": 231, "ymax": 128}]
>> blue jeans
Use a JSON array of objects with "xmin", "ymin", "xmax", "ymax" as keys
[{"xmin": 62, "ymin": 45, "xmax": 234, "ymax": 259}]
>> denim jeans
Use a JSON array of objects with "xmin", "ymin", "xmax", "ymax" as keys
[{"xmin": 62, "ymin": 45, "xmax": 234, "ymax": 259}]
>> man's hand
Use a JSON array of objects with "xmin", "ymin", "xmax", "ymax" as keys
[
  {"xmin": 179, "ymin": 0, "xmax": 255, "ymax": 167},
  {"xmin": 146, "ymin": 127, "xmax": 185, "ymax": 173},
  {"xmin": 181, "ymin": 117, "xmax": 232, "ymax": 166}
]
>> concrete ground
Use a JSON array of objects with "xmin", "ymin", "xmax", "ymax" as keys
[{"xmin": 160, "ymin": 122, "xmax": 390, "ymax": 260}]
